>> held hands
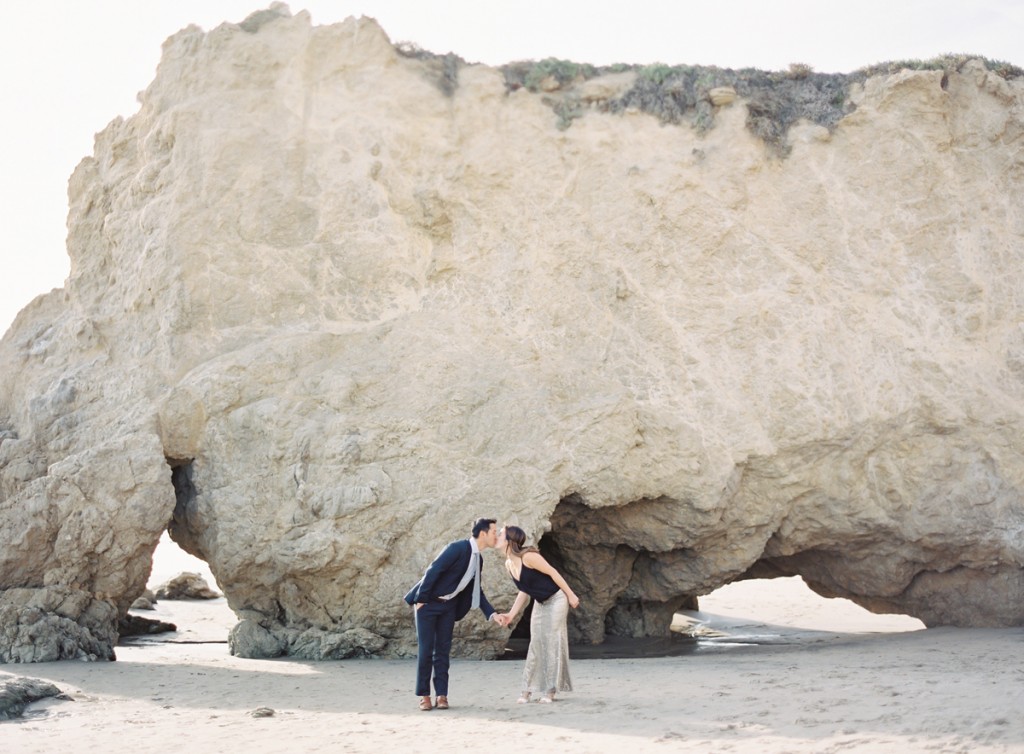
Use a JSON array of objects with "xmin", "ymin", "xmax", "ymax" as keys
[{"xmin": 492, "ymin": 612, "xmax": 513, "ymax": 628}]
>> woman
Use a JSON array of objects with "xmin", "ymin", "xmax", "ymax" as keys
[{"xmin": 496, "ymin": 525, "xmax": 580, "ymax": 703}]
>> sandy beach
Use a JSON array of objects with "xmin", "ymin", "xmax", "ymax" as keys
[{"xmin": 3, "ymin": 541, "xmax": 1023, "ymax": 753}]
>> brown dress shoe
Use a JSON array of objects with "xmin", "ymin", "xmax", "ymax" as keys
[
  {"xmin": 419, "ymin": 696, "xmax": 433, "ymax": 711},
  {"xmin": 435, "ymin": 695, "xmax": 449, "ymax": 710}
]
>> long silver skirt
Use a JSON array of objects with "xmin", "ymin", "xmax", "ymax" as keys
[{"xmin": 522, "ymin": 590, "xmax": 572, "ymax": 694}]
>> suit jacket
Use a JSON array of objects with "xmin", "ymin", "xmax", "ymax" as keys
[{"xmin": 404, "ymin": 539, "xmax": 495, "ymax": 621}]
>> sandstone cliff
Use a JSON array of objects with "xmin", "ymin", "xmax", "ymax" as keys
[{"xmin": 2, "ymin": 4, "xmax": 1024, "ymax": 661}]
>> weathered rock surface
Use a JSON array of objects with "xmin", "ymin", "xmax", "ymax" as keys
[
  {"xmin": 130, "ymin": 589, "xmax": 157, "ymax": 610},
  {"xmin": 118, "ymin": 613, "xmax": 176, "ymax": 637},
  {"xmin": 0, "ymin": 588, "xmax": 117, "ymax": 662},
  {"xmin": 154, "ymin": 572, "xmax": 220, "ymax": 600},
  {"xmin": 0, "ymin": 677, "xmax": 68, "ymax": 719},
  {"xmin": 2, "ymin": 5, "xmax": 1024, "ymax": 661}
]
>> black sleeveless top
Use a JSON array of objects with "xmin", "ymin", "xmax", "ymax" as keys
[{"xmin": 511, "ymin": 561, "xmax": 559, "ymax": 603}]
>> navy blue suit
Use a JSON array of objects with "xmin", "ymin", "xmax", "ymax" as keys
[{"xmin": 405, "ymin": 539, "xmax": 495, "ymax": 697}]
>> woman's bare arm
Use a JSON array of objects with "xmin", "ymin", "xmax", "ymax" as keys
[{"xmin": 507, "ymin": 590, "xmax": 531, "ymax": 621}]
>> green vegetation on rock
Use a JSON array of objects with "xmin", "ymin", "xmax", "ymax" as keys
[{"xmin": 396, "ymin": 43, "xmax": 1022, "ymax": 154}]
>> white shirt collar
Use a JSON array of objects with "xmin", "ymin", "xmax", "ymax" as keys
[{"xmin": 469, "ymin": 537, "xmax": 480, "ymax": 555}]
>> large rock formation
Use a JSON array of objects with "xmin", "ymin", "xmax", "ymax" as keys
[{"xmin": 2, "ymin": 4, "xmax": 1024, "ymax": 661}]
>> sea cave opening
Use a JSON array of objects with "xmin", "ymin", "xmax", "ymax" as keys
[
  {"xmin": 692, "ymin": 576, "xmax": 925, "ymax": 639},
  {"xmin": 119, "ymin": 458, "xmax": 231, "ymax": 645},
  {"xmin": 502, "ymin": 493, "xmax": 924, "ymax": 658}
]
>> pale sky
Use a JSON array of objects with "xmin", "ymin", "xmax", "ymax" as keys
[{"xmin": 2, "ymin": 0, "xmax": 1021, "ymax": 335}]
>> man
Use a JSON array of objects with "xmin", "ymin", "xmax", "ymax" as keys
[{"xmin": 404, "ymin": 517, "xmax": 509, "ymax": 711}]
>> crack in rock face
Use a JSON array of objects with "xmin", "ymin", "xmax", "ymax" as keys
[{"xmin": 2, "ymin": 8, "xmax": 1024, "ymax": 661}]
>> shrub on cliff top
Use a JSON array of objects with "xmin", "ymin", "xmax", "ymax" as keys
[
  {"xmin": 856, "ymin": 53, "xmax": 1024, "ymax": 80},
  {"xmin": 397, "ymin": 43, "xmax": 1023, "ymax": 154}
]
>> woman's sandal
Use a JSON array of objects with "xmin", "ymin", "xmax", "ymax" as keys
[
  {"xmin": 516, "ymin": 692, "xmax": 531, "ymax": 704},
  {"xmin": 539, "ymin": 692, "xmax": 555, "ymax": 704}
]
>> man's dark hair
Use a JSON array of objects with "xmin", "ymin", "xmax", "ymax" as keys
[{"xmin": 472, "ymin": 518, "xmax": 496, "ymax": 538}]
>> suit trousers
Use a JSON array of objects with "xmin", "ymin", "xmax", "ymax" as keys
[{"xmin": 414, "ymin": 601, "xmax": 458, "ymax": 696}]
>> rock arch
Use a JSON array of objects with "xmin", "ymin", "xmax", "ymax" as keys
[{"xmin": 3, "ymin": 9, "xmax": 1024, "ymax": 662}]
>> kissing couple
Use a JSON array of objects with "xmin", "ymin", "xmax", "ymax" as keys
[{"xmin": 404, "ymin": 517, "xmax": 580, "ymax": 711}]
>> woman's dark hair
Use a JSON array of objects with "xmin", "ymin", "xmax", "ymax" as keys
[
  {"xmin": 472, "ymin": 518, "xmax": 497, "ymax": 538},
  {"xmin": 502, "ymin": 525, "xmax": 539, "ymax": 557}
]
